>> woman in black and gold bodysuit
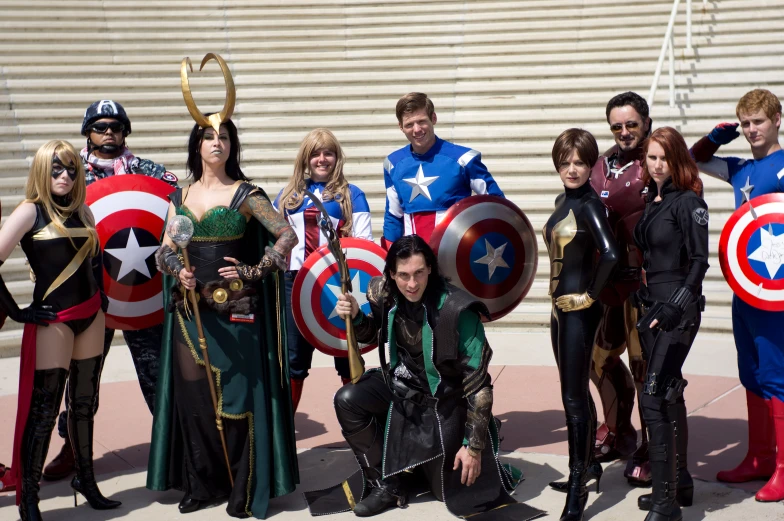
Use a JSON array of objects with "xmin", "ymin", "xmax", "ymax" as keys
[
  {"xmin": 0, "ymin": 140, "xmax": 120, "ymax": 521},
  {"xmin": 543, "ymin": 129, "xmax": 620, "ymax": 521}
]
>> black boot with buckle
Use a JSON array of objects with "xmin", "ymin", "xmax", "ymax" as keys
[
  {"xmin": 644, "ymin": 422, "xmax": 682, "ymax": 521},
  {"xmin": 639, "ymin": 401, "xmax": 693, "ymax": 511},
  {"xmin": 343, "ymin": 420, "xmax": 407, "ymax": 517}
]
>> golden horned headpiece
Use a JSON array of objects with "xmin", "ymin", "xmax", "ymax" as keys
[{"xmin": 180, "ymin": 53, "xmax": 236, "ymax": 135}]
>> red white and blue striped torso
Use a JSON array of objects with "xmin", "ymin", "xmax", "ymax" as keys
[{"xmin": 273, "ymin": 180, "xmax": 372, "ymax": 271}]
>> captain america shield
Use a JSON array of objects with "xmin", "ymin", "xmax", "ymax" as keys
[
  {"xmin": 292, "ymin": 238, "xmax": 386, "ymax": 357},
  {"xmin": 429, "ymin": 195, "xmax": 537, "ymax": 321},
  {"xmin": 86, "ymin": 175, "xmax": 175, "ymax": 330},
  {"xmin": 720, "ymin": 193, "xmax": 784, "ymax": 311}
]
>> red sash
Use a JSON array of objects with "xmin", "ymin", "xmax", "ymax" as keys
[{"xmin": 11, "ymin": 292, "xmax": 101, "ymax": 504}]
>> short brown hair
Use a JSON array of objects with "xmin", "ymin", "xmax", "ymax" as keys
[
  {"xmin": 551, "ymin": 128, "xmax": 599, "ymax": 171},
  {"xmin": 736, "ymin": 89, "xmax": 782, "ymax": 121},
  {"xmin": 396, "ymin": 92, "xmax": 435, "ymax": 123}
]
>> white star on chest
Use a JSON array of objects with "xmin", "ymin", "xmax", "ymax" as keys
[
  {"xmin": 473, "ymin": 239, "xmax": 510, "ymax": 279},
  {"xmin": 740, "ymin": 177, "xmax": 759, "ymax": 220},
  {"xmin": 403, "ymin": 165, "xmax": 438, "ymax": 202},
  {"xmin": 105, "ymin": 229, "xmax": 159, "ymax": 280},
  {"xmin": 748, "ymin": 225, "xmax": 784, "ymax": 279},
  {"xmin": 326, "ymin": 271, "xmax": 368, "ymax": 319}
]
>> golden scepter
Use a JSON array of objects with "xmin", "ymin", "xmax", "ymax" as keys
[
  {"xmin": 303, "ymin": 190, "xmax": 365, "ymax": 383},
  {"xmin": 166, "ymin": 215, "xmax": 234, "ymax": 487}
]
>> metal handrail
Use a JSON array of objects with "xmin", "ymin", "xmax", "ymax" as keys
[{"xmin": 648, "ymin": 0, "xmax": 707, "ymax": 109}]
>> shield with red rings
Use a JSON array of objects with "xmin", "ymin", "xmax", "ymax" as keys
[
  {"xmin": 719, "ymin": 193, "xmax": 784, "ymax": 311},
  {"xmin": 292, "ymin": 238, "xmax": 386, "ymax": 357},
  {"xmin": 86, "ymin": 175, "xmax": 175, "ymax": 330},
  {"xmin": 429, "ymin": 195, "xmax": 537, "ymax": 321}
]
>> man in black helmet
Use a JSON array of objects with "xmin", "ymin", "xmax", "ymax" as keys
[{"xmin": 42, "ymin": 99, "xmax": 178, "ymax": 481}]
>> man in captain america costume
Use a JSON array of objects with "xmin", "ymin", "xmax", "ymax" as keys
[
  {"xmin": 691, "ymin": 88, "xmax": 784, "ymax": 502},
  {"xmin": 381, "ymin": 92, "xmax": 503, "ymax": 249},
  {"xmin": 43, "ymin": 99, "xmax": 179, "ymax": 481}
]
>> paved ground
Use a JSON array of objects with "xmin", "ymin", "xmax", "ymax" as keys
[{"xmin": 1, "ymin": 331, "xmax": 783, "ymax": 520}]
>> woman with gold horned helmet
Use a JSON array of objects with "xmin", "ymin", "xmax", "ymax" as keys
[
  {"xmin": 146, "ymin": 54, "xmax": 299, "ymax": 518},
  {"xmin": 0, "ymin": 140, "xmax": 121, "ymax": 520}
]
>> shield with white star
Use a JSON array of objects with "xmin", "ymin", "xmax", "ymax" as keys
[
  {"xmin": 86, "ymin": 175, "xmax": 175, "ymax": 330},
  {"xmin": 720, "ymin": 192, "xmax": 784, "ymax": 311},
  {"xmin": 429, "ymin": 195, "xmax": 538, "ymax": 321},
  {"xmin": 291, "ymin": 238, "xmax": 386, "ymax": 357}
]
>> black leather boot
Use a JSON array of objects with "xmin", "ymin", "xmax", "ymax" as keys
[
  {"xmin": 639, "ymin": 402, "xmax": 693, "ymax": 510},
  {"xmin": 68, "ymin": 355, "xmax": 121, "ymax": 510},
  {"xmin": 560, "ymin": 417, "xmax": 592, "ymax": 521},
  {"xmin": 643, "ymin": 422, "xmax": 682, "ymax": 521},
  {"xmin": 343, "ymin": 420, "xmax": 407, "ymax": 517},
  {"xmin": 19, "ymin": 368, "xmax": 68, "ymax": 521}
]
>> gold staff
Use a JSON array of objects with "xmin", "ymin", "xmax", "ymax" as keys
[{"xmin": 166, "ymin": 215, "xmax": 234, "ymax": 486}]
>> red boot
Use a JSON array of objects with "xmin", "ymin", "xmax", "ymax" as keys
[
  {"xmin": 0, "ymin": 463, "xmax": 16, "ymax": 492},
  {"xmin": 291, "ymin": 378, "xmax": 304, "ymax": 413},
  {"xmin": 717, "ymin": 390, "xmax": 776, "ymax": 483},
  {"xmin": 755, "ymin": 397, "xmax": 784, "ymax": 502}
]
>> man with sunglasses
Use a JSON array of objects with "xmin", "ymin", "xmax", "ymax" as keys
[
  {"xmin": 589, "ymin": 92, "xmax": 652, "ymax": 485},
  {"xmin": 42, "ymin": 99, "xmax": 178, "ymax": 481}
]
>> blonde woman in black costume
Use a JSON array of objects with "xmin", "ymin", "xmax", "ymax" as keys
[{"xmin": 0, "ymin": 140, "xmax": 120, "ymax": 520}]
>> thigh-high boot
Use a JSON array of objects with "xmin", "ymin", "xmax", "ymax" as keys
[
  {"xmin": 67, "ymin": 355, "xmax": 121, "ymax": 510},
  {"xmin": 19, "ymin": 368, "xmax": 68, "ymax": 521}
]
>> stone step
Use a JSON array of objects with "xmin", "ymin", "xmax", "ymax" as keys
[
  {"xmin": 0, "ymin": 30, "xmax": 776, "ymax": 66},
  {"xmin": 1, "ymin": 6, "xmax": 777, "ymax": 40}
]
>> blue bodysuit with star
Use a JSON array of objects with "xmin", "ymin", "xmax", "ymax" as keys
[
  {"xmin": 382, "ymin": 136, "xmax": 503, "ymax": 246},
  {"xmin": 699, "ymin": 149, "xmax": 784, "ymax": 400}
]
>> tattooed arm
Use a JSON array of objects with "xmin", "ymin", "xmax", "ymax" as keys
[{"xmin": 226, "ymin": 191, "xmax": 299, "ymax": 282}]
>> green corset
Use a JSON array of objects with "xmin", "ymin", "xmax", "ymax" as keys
[{"xmin": 178, "ymin": 205, "xmax": 246, "ymax": 239}]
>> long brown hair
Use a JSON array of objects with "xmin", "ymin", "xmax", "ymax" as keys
[
  {"xmin": 278, "ymin": 128, "xmax": 354, "ymax": 236},
  {"xmin": 24, "ymin": 140, "xmax": 99, "ymax": 256},
  {"xmin": 642, "ymin": 127, "xmax": 702, "ymax": 195}
]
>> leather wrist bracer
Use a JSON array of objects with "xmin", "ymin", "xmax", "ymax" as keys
[
  {"xmin": 464, "ymin": 386, "xmax": 493, "ymax": 453},
  {"xmin": 155, "ymin": 245, "xmax": 184, "ymax": 277},
  {"xmin": 236, "ymin": 247, "xmax": 287, "ymax": 281}
]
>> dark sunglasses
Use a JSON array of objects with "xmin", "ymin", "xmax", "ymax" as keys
[
  {"xmin": 610, "ymin": 121, "xmax": 641, "ymax": 134},
  {"xmin": 90, "ymin": 121, "xmax": 126, "ymax": 134},
  {"xmin": 52, "ymin": 156, "xmax": 77, "ymax": 180}
]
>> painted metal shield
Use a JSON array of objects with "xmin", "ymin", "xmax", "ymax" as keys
[
  {"xmin": 86, "ymin": 175, "xmax": 175, "ymax": 330},
  {"xmin": 719, "ymin": 193, "xmax": 784, "ymax": 311},
  {"xmin": 429, "ymin": 195, "xmax": 537, "ymax": 321},
  {"xmin": 292, "ymin": 238, "xmax": 386, "ymax": 357}
]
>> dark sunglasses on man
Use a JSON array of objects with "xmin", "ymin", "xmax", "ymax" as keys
[
  {"xmin": 90, "ymin": 121, "xmax": 126, "ymax": 134},
  {"xmin": 52, "ymin": 156, "xmax": 78, "ymax": 180},
  {"xmin": 610, "ymin": 121, "xmax": 641, "ymax": 134}
]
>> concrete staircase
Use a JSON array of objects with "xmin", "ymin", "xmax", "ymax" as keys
[{"xmin": 2, "ymin": 0, "xmax": 783, "ymax": 354}]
